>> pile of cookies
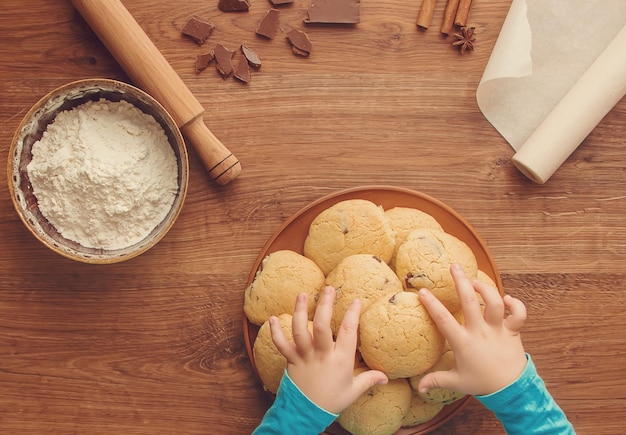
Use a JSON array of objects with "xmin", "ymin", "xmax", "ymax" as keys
[{"xmin": 244, "ymin": 198, "xmax": 495, "ymax": 434}]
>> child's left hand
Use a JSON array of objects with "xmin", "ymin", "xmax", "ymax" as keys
[{"xmin": 269, "ymin": 285, "xmax": 388, "ymax": 414}]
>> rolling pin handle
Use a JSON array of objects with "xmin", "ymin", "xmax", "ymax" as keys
[
  {"xmin": 181, "ymin": 118, "xmax": 242, "ymax": 185},
  {"xmin": 69, "ymin": 0, "xmax": 241, "ymax": 185}
]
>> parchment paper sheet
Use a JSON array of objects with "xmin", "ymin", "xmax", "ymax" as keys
[{"xmin": 476, "ymin": 0, "xmax": 626, "ymax": 183}]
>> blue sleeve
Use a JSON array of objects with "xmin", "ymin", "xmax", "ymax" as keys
[
  {"xmin": 476, "ymin": 354, "xmax": 576, "ymax": 435},
  {"xmin": 252, "ymin": 370, "xmax": 338, "ymax": 435}
]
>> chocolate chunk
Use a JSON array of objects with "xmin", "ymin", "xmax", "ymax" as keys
[
  {"xmin": 218, "ymin": 0, "xmax": 250, "ymax": 12},
  {"xmin": 286, "ymin": 28, "xmax": 312, "ymax": 57},
  {"xmin": 195, "ymin": 51, "xmax": 215, "ymax": 73},
  {"xmin": 305, "ymin": 0, "xmax": 361, "ymax": 24},
  {"xmin": 241, "ymin": 45, "xmax": 262, "ymax": 68},
  {"xmin": 234, "ymin": 56, "xmax": 251, "ymax": 83},
  {"xmin": 181, "ymin": 16, "xmax": 215, "ymax": 44},
  {"xmin": 270, "ymin": 0, "xmax": 294, "ymax": 4},
  {"xmin": 214, "ymin": 44, "xmax": 235, "ymax": 77},
  {"xmin": 256, "ymin": 9, "xmax": 280, "ymax": 39}
]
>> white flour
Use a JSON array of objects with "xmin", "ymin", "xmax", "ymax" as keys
[{"xmin": 27, "ymin": 98, "xmax": 179, "ymax": 250}]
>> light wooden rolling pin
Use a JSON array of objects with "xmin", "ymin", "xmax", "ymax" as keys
[{"xmin": 70, "ymin": 0, "xmax": 241, "ymax": 185}]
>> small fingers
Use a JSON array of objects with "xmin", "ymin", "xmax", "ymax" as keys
[
  {"xmin": 503, "ymin": 294, "xmax": 527, "ymax": 332},
  {"xmin": 473, "ymin": 279, "xmax": 505, "ymax": 327},
  {"xmin": 450, "ymin": 263, "xmax": 483, "ymax": 327},
  {"xmin": 326, "ymin": 369, "xmax": 389, "ymax": 415},
  {"xmin": 312, "ymin": 286, "xmax": 336, "ymax": 353},
  {"xmin": 352, "ymin": 369, "xmax": 388, "ymax": 396},
  {"xmin": 291, "ymin": 293, "xmax": 314, "ymax": 352},
  {"xmin": 269, "ymin": 316, "xmax": 298, "ymax": 362},
  {"xmin": 417, "ymin": 370, "xmax": 460, "ymax": 395},
  {"xmin": 335, "ymin": 298, "xmax": 362, "ymax": 357},
  {"xmin": 418, "ymin": 288, "xmax": 462, "ymax": 346}
]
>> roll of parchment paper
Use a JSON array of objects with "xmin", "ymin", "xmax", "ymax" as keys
[
  {"xmin": 476, "ymin": 0, "xmax": 626, "ymax": 184},
  {"xmin": 512, "ymin": 24, "xmax": 626, "ymax": 184}
]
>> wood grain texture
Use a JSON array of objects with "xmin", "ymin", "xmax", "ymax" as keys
[{"xmin": 0, "ymin": 0, "xmax": 625, "ymax": 433}]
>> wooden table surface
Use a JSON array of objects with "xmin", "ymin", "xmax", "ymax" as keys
[{"xmin": 1, "ymin": 0, "xmax": 624, "ymax": 434}]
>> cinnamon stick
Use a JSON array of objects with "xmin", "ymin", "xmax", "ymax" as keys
[
  {"xmin": 454, "ymin": 0, "xmax": 473, "ymax": 27},
  {"xmin": 416, "ymin": 0, "xmax": 438, "ymax": 29},
  {"xmin": 440, "ymin": 0, "xmax": 460, "ymax": 35}
]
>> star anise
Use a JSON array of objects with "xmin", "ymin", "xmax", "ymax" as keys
[{"xmin": 453, "ymin": 26, "xmax": 476, "ymax": 54}]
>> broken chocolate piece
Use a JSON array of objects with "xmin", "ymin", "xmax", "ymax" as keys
[
  {"xmin": 270, "ymin": 0, "xmax": 294, "ymax": 4},
  {"xmin": 234, "ymin": 56, "xmax": 251, "ymax": 83},
  {"xmin": 286, "ymin": 28, "xmax": 312, "ymax": 57},
  {"xmin": 305, "ymin": 0, "xmax": 361, "ymax": 24},
  {"xmin": 181, "ymin": 16, "xmax": 215, "ymax": 44},
  {"xmin": 256, "ymin": 9, "xmax": 280, "ymax": 39},
  {"xmin": 196, "ymin": 50, "xmax": 215, "ymax": 73},
  {"xmin": 241, "ymin": 45, "xmax": 262, "ymax": 68},
  {"xmin": 218, "ymin": 0, "xmax": 250, "ymax": 12},
  {"xmin": 195, "ymin": 51, "xmax": 215, "ymax": 73},
  {"xmin": 214, "ymin": 44, "xmax": 235, "ymax": 77}
]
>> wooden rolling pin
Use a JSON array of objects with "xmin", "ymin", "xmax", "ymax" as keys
[{"xmin": 70, "ymin": 0, "xmax": 241, "ymax": 185}]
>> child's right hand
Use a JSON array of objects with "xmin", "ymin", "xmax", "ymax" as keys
[{"xmin": 417, "ymin": 263, "xmax": 528, "ymax": 397}]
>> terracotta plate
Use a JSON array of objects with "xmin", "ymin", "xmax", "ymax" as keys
[{"xmin": 243, "ymin": 185, "xmax": 502, "ymax": 434}]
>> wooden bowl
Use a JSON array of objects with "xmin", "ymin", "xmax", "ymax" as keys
[
  {"xmin": 243, "ymin": 185, "xmax": 503, "ymax": 434},
  {"xmin": 7, "ymin": 79, "xmax": 189, "ymax": 264}
]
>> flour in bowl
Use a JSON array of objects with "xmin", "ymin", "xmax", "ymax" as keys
[{"xmin": 27, "ymin": 98, "xmax": 179, "ymax": 250}]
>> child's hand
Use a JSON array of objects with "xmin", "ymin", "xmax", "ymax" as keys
[
  {"xmin": 417, "ymin": 263, "xmax": 528, "ymax": 397},
  {"xmin": 269, "ymin": 286, "xmax": 388, "ymax": 414}
]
